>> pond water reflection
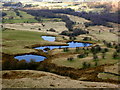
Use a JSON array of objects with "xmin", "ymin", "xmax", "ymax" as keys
[
  {"xmin": 14, "ymin": 55, "xmax": 46, "ymax": 62},
  {"xmin": 35, "ymin": 41, "xmax": 92, "ymax": 52}
]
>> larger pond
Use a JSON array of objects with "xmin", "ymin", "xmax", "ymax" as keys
[
  {"xmin": 14, "ymin": 55, "xmax": 46, "ymax": 62},
  {"xmin": 35, "ymin": 41, "xmax": 92, "ymax": 52}
]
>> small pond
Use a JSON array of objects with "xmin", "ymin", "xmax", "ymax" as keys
[
  {"xmin": 14, "ymin": 55, "xmax": 46, "ymax": 62},
  {"xmin": 42, "ymin": 36, "xmax": 56, "ymax": 42},
  {"xmin": 35, "ymin": 41, "xmax": 92, "ymax": 52}
]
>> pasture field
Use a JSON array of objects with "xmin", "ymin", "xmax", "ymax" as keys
[
  {"xmin": 50, "ymin": 45, "xmax": 119, "ymax": 69},
  {"xmin": 3, "ymin": 10, "xmax": 38, "ymax": 23},
  {"xmin": 3, "ymin": 21, "xmax": 68, "ymax": 34},
  {"xmin": 2, "ymin": 29, "xmax": 43, "ymax": 54}
]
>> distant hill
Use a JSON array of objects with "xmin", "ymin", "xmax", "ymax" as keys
[
  {"xmin": 1, "ymin": 0, "xmax": 120, "ymax": 2},
  {"xmin": 88, "ymin": 1, "xmax": 119, "ymax": 12}
]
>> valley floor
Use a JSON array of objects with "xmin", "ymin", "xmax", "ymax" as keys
[{"xmin": 1, "ymin": 10, "xmax": 120, "ymax": 88}]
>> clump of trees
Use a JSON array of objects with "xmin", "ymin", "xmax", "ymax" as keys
[
  {"xmin": 69, "ymin": 36, "xmax": 76, "ymax": 41},
  {"xmin": 60, "ymin": 30, "xmax": 71, "ymax": 36},
  {"xmin": 63, "ymin": 47, "xmax": 69, "ymax": 52},
  {"xmin": 43, "ymin": 48, "xmax": 50, "ymax": 51},
  {"xmin": 14, "ymin": 9, "xmax": 20, "ymax": 17},
  {"xmin": 27, "ymin": 59, "xmax": 39, "ymax": 70},
  {"xmin": 101, "ymin": 48, "xmax": 109, "ymax": 59},
  {"xmin": 2, "ymin": 12, "xmax": 7, "ymax": 17},
  {"xmin": 77, "ymin": 53, "xmax": 86, "ymax": 58},
  {"xmin": 94, "ymin": 61, "xmax": 98, "ymax": 67},
  {"xmin": 60, "ymin": 15, "xmax": 74, "ymax": 31},
  {"xmin": 106, "ymin": 42, "xmax": 112, "ymax": 48},
  {"xmin": 16, "ymin": 60, "xmax": 28, "ymax": 69},
  {"xmin": 93, "ymin": 54, "xmax": 98, "ymax": 60},
  {"xmin": 112, "ymin": 43, "xmax": 120, "ymax": 59},
  {"xmin": 24, "ymin": 4, "xmax": 33, "ymax": 7},
  {"xmin": 90, "ymin": 45, "xmax": 101, "ymax": 60},
  {"xmin": 38, "ymin": 28, "xmax": 41, "ymax": 30},
  {"xmin": 3, "ymin": 2, "xmax": 23, "ymax": 7},
  {"xmin": 77, "ymin": 48, "xmax": 89, "ymax": 58},
  {"xmin": 72, "ymin": 28, "xmax": 87, "ymax": 36},
  {"xmin": 2, "ymin": 55, "xmax": 39, "ymax": 70},
  {"xmin": 84, "ymin": 50, "xmax": 89, "ymax": 56},
  {"xmin": 67, "ymin": 57, "xmax": 74, "ymax": 61},
  {"xmin": 82, "ymin": 62, "xmax": 91, "ymax": 69},
  {"xmin": 23, "ymin": 8, "xmax": 119, "ymax": 28},
  {"xmin": 35, "ymin": 17, "xmax": 42, "ymax": 22},
  {"xmin": 48, "ymin": 28, "xmax": 56, "ymax": 32},
  {"xmin": 91, "ymin": 45, "xmax": 102, "ymax": 54},
  {"xmin": 83, "ymin": 37, "xmax": 92, "ymax": 41},
  {"xmin": 75, "ymin": 47, "xmax": 80, "ymax": 52},
  {"xmin": 60, "ymin": 28, "xmax": 88, "ymax": 36},
  {"xmin": 103, "ymin": 40, "xmax": 117, "ymax": 48},
  {"xmin": 112, "ymin": 51, "xmax": 120, "ymax": 59},
  {"xmin": 103, "ymin": 41, "xmax": 120, "ymax": 61},
  {"xmin": 90, "ymin": 45, "xmax": 109, "ymax": 60}
]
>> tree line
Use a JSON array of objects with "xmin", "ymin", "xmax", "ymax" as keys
[{"xmin": 23, "ymin": 8, "xmax": 119, "ymax": 27}]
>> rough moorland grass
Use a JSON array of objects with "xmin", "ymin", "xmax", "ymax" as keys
[
  {"xmin": 98, "ymin": 72, "xmax": 119, "ymax": 81},
  {"xmin": 51, "ymin": 48, "xmax": 119, "ymax": 69},
  {"xmin": 98, "ymin": 62, "xmax": 120, "ymax": 81},
  {"xmin": 87, "ymin": 26, "xmax": 118, "ymax": 42}
]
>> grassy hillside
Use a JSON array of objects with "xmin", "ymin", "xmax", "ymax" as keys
[
  {"xmin": 2, "ymin": 70, "xmax": 118, "ymax": 88},
  {"xmin": 2, "ymin": 10, "xmax": 38, "ymax": 23},
  {"xmin": 51, "ymin": 49, "xmax": 118, "ymax": 69},
  {"xmin": 2, "ymin": 29, "xmax": 47, "ymax": 54}
]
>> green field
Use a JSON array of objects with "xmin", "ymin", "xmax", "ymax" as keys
[
  {"xmin": 2, "ymin": 30, "xmax": 46, "ymax": 54},
  {"xmin": 41, "ymin": 18, "xmax": 62, "ymax": 22},
  {"xmin": 3, "ymin": 10, "xmax": 38, "ymax": 23},
  {"xmin": 2, "ymin": 10, "xmax": 62, "ymax": 23}
]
